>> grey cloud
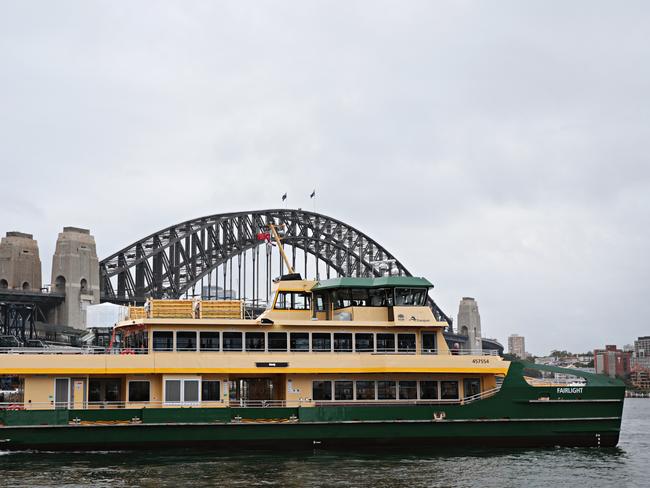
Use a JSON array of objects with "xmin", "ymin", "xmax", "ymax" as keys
[{"xmin": 1, "ymin": 0, "xmax": 649, "ymax": 354}]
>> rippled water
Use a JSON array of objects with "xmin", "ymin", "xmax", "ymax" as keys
[{"xmin": 1, "ymin": 399, "xmax": 648, "ymax": 488}]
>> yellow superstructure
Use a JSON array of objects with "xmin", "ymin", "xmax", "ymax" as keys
[{"xmin": 0, "ymin": 275, "xmax": 508, "ymax": 410}]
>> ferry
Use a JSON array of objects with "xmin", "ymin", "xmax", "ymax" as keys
[{"xmin": 0, "ymin": 238, "xmax": 624, "ymax": 450}]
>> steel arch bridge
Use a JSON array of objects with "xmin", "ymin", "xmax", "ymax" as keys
[{"xmin": 100, "ymin": 209, "xmax": 450, "ymax": 324}]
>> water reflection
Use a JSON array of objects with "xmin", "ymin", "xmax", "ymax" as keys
[{"xmin": 0, "ymin": 399, "xmax": 647, "ymax": 488}]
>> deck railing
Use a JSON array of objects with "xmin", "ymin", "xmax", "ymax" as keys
[
  {"xmin": 524, "ymin": 377, "xmax": 587, "ymax": 387},
  {"xmin": 0, "ymin": 347, "xmax": 501, "ymax": 356},
  {"xmin": 0, "ymin": 391, "xmax": 505, "ymax": 411}
]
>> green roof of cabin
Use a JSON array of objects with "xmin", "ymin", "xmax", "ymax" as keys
[{"xmin": 312, "ymin": 276, "xmax": 433, "ymax": 291}]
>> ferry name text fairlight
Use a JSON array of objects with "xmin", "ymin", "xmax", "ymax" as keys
[{"xmin": 556, "ymin": 387, "xmax": 584, "ymax": 394}]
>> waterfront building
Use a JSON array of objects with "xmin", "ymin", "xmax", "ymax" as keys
[
  {"xmin": 631, "ymin": 336, "xmax": 650, "ymax": 370},
  {"xmin": 508, "ymin": 334, "xmax": 526, "ymax": 359},
  {"xmin": 0, "ymin": 232, "xmax": 42, "ymax": 291},
  {"xmin": 456, "ymin": 297, "xmax": 482, "ymax": 351},
  {"xmin": 594, "ymin": 345, "xmax": 631, "ymax": 378},
  {"xmin": 630, "ymin": 370, "xmax": 650, "ymax": 390},
  {"xmin": 49, "ymin": 227, "xmax": 100, "ymax": 329}
]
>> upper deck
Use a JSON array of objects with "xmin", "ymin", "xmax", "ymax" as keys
[{"xmin": 0, "ymin": 275, "xmax": 508, "ymax": 376}]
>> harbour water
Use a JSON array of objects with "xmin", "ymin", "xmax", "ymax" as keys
[{"xmin": 1, "ymin": 398, "xmax": 648, "ymax": 488}]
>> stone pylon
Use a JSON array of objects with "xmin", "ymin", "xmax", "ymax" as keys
[
  {"xmin": 0, "ymin": 232, "xmax": 42, "ymax": 291},
  {"xmin": 50, "ymin": 227, "xmax": 100, "ymax": 328},
  {"xmin": 457, "ymin": 297, "xmax": 482, "ymax": 351}
]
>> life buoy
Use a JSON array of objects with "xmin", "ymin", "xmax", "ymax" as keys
[
  {"xmin": 120, "ymin": 348, "xmax": 135, "ymax": 355},
  {"xmin": 7, "ymin": 404, "xmax": 24, "ymax": 411}
]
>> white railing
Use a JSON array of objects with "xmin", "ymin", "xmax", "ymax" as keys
[
  {"xmin": 0, "ymin": 347, "xmax": 501, "ymax": 356},
  {"xmin": 422, "ymin": 349, "xmax": 500, "ymax": 356},
  {"xmin": 0, "ymin": 347, "xmax": 148, "ymax": 355},
  {"xmin": 0, "ymin": 391, "xmax": 505, "ymax": 411},
  {"xmin": 459, "ymin": 385, "xmax": 503, "ymax": 404},
  {"xmin": 524, "ymin": 377, "xmax": 587, "ymax": 387}
]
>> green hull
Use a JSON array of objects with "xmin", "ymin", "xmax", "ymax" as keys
[{"xmin": 0, "ymin": 362, "xmax": 625, "ymax": 450}]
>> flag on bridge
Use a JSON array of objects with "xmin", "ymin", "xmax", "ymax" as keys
[
  {"xmin": 310, "ymin": 189, "xmax": 316, "ymax": 198},
  {"xmin": 282, "ymin": 193, "xmax": 287, "ymax": 201}
]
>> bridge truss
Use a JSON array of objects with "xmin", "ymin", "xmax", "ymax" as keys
[{"xmin": 100, "ymin": 209, "xmax": 451, "ymax": 325}]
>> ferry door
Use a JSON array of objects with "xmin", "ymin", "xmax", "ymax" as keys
[
  {"xmin": 72, "ymin": 378, "xmax": 87, "ymax": 409},
  {"xmin": 54, "ymin": 378, "xmax": 70, "ymax": 409}
]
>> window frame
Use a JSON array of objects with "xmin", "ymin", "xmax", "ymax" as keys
[
  {"xmin": 333, "ymin": 332, "xmax": 353, "ymax": 352},
  {"xmin": 175, "ymin": 330, "xmax": 198, "ymax": 352},
  {"xmin": 201, "ymin": 380, "xmax": 222, "ymax": 402},
  {"xmin": 334, "ymin": 380, "xmax": 354, "ymax": 401},
  {"xmin": 312, "ymin": 380, "xmax": 333, "ymax": 401},
  {"xmin": 440, "ymin": 380, "xmax": 459, "ymax": 400},
  {"xmin": 222, "ymin": 331, "xmax": 243, "ymax": 351},
  {"xmin": 290, "ymin": 332, "xmax": 310, "ymax": 352},
  {"xmin": 245, "ymin": 331, "xmax": 265, "ymax": 352},
  {"xmin": 376, "ymin": 333, "xmax": 396, "ymax": 353},
  {"xmin": 199, "ymin": 331, "xmax": 221, "ymax": 352},
  {"xmin": 355, "ymin": 380, "xmax": 376, "ymax": 401},
  {"xmin": 354, "ymin": 333, "xmax": 375, "ymax": 353},
  {"xmin": 127, "ymin": 380, "xmax": 151, "ymax": 403},
  {"xmin": 163, "ymin": 377, "xmax": 201, "ymax": 405},
  {"xmin": 397, "ymin": 333, "xmax": 416, "ymax": 353},
  {"xmin": 311, "ymin": 332, "xmax": 332, "ymax": 352},
  {"xmin": 268, "ymin": 332, "xmax": 288, "ymax": 352},
  {"xmin": 152, "ymin": 330, "xmax": 174, "ymax": 352}
]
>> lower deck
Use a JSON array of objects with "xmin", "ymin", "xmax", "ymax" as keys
[{"xmin": 3, "ymin": 372, "xmax": 500, "ymax": 410}]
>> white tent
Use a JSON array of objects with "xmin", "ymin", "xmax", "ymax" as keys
[{"xmin": 86, "ymin": 302, "xmax": 128, "ymax": 329}]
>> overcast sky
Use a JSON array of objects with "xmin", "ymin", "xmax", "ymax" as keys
[{"xmin": 1, "ymin": 1, "xmax": 649, "ymax": 354}]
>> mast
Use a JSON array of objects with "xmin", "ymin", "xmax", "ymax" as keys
[{"xmin": 268, "ymin": 223, "xmax": 295, "ymax": 275}]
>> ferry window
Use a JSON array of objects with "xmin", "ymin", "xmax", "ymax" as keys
[
  {"xmin": 398, "ymin": 381, "xmax": 417, "ymax": 400},
  {"xmin": 245, "ymin": 332, "xmax": 265, "ymax": 351},
  {"xmin": 314, "ymin": 294, "xmax": 326, "ymax": 312},
  {"xmin": 200, "ymin": 332, "xmax": 220, "ymax": 351},
  {"xmin": 275, "ymin": 292, "xmax": 311, "ymax": 310},
  {"xmin": 376, "ymin": 333, "xmax": 395, "ymax": 352},
  {"xmin": 128, "ymin": 381, "xmax": 150, "ymax": 402},
  {"xmin": 422, "ymin": 332, "xmax": 437, "ymax": 354},
  {"xmin": 223, "ymin": 332, "xmax": 243, "ymax": 351},
  {"xmin": 350, "ymin": 288, "xmax": 369, "ymax": 306},
  {"xmin": 176, "ymin": 331, "xmax": 197, "ymax": 351},
  {"xmin": 152, "ymin": 331, "xmax": 173, "ymax": 351},
  {"xmin": 377, "ymin": 380, "xmax": 397, "ymax": 400},
  {"xmin": 184, "ymin": 380, "xmax": 199, "ymax": 403},
  {"xmin": 397, "ymin": 333, "xmax": 416, "ymax": 353},
  {"xmin": 312, "ymin": 333, "xmax": 331, "ymax": 352},
  {"xmin": 290, "ymin": 332, "xmax": 310, "ymax": 352},
  {"xmin": 333, "ymin": 289, "xmax": 352, "ymax": 309},
  {"xmin": 165, "ymin": 380, "xmax": 181, "ymax": 403},
  {"xmin": 441, "ymin": 380, "xmax": 459, "ymax": 400},
  {"xmin": 355, "ymin": 333, "xmax": 374, "ymax": 352},
  {"xmin": 334, "ymin": 380, "xmax": 353, "ymax": 401},
  {"xmin": 313, "ymin": 380, "xmax": 332, "ymax": 401},
  {"xmin": 202, "ymin": 380, "xmax": 221, "ymax": 402},
  {"xmin": 369, "ymin": 288, "xmax": 393, "ymax": 307},
  {"xmin": 333, "ymin": 333, "xmax": 353, "ymax": 352},
  {"xmin": 394, "ymin": 288, "xmax": 427, "ymax": 306},
  {"xmin": 268, "ymin": 332, "xmax": 288, "ymax": 351},
  {"xmin": 165, "ymin": 379, "xmax": 200, "ymax": 404},
  {"xmin": 419, "ymin": 380, "xmax": 439, "ymax": 400},
  {"xmin": 88, "ymin": 379, "xmax": 121, "ymax": 403},
  {"xmin": 125, "ymin": 331, "xmax": 148, "ymax": 351},
  {"xmin": 355, "ymin": 381, "xmax": 376, "ymax": 400},
  {"xmin": 463, "ymin": 378, "xmax": 481, "ymax": 399}
]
